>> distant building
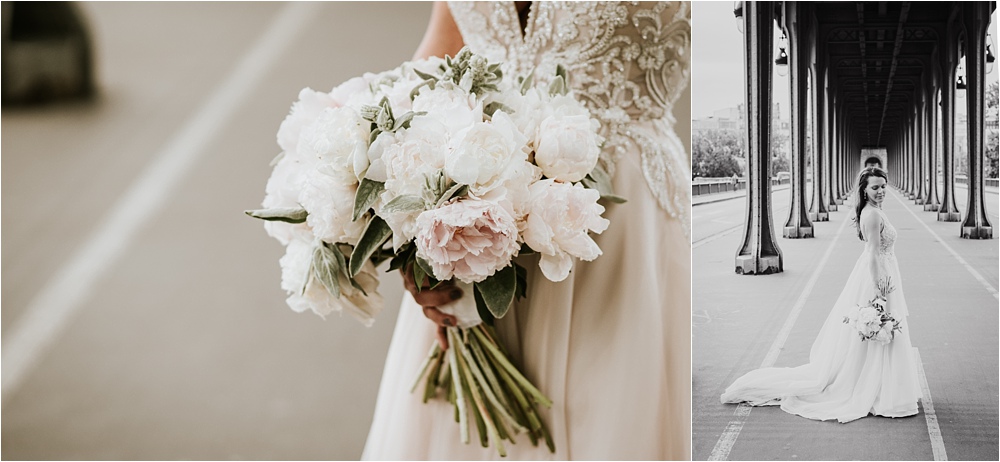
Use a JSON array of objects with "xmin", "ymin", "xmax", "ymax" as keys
[{"xmin": 693, "ymin": 103, "xmax": 790, "ymax": 138}]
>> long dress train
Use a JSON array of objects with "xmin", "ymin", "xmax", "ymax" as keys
[
  {"xmin": 362, "ymin": 2, "xmax": 692, "ymax": 459},
  {"xmin": 720, "ymin": 208, "xmax": 921, "ymax": 423}
]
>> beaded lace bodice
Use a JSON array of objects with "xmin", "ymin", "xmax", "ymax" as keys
[{"xmin": 448, "ymin": 1, "xmax": 692, "ymax": 227}]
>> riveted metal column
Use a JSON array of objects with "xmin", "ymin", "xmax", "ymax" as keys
[
  {"xmin": 810, "ymin": 34, "xmax": 829, "ymax": 222},
  {"xmin": 825, "ymin": 79, "xmax": 838, "ymax": 211},
  {"xmin": 736, "ymin": 1, "xmax": 783, "ymax": 274},
  {"xmin": 960, "ymin": 1, "xmax": 993, "ymax": 239},
  {"xmin": 938, "ymin": 19, "xmax": 961, "ymax": 221},
  {"xmin": 924, "ymin": 74, "xmax": 941, "ymax": 211},
  {"xmin": 914, "ymin": 90, "xmax": 928, "ymax": 205},
  {"xmin": 911, "ymin": 115, "xmax": 918, "ymax": 197},
  {"xmin": 782, "ymin": 3, "xmax": 814, "ymax": 238}
]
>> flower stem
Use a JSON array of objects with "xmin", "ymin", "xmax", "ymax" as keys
[
  {"xmin": 472, "ymin": 327, "xmax": 553, "ymax": 407},
  {"xmin": 446, "ymin": 328, "xmax": 469, "ymax": 444}
]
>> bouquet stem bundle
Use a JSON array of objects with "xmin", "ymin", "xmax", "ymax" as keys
[{"xmin": 411, "ymin": 325, "xmax": 554, "ymax": 456}]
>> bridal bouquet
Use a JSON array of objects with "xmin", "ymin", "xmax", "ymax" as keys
[
  {"xmin": 248, "ymin": 48, "xmax": 620, "ymax": 456},
  {"xmin": 842, "ymin": 277, "xmax": 901, "ymax": 345}
]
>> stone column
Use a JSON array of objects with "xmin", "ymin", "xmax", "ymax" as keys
[
  {"xmin": 782, "ymin": 3, "xmax": 814, "ymax": 238},
  {"xmin": 938, "ymin": 20, "xmax": 961, "ymax": 221},
  {"xmin": 736, "ymin": 1, "xmax": 784, "ymax": 274},
  {"xmin": 960, "ymin": 1, "xmax": 993, "ymax": 239}
]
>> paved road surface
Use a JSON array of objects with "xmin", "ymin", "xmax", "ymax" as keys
[{"xmin": 693, "ymin": 186, "xmax": 999, "ymax": 460}]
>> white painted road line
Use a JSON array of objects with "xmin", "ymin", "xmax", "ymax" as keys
[
  {"xmin": 708, "ymin": 214, "xmax": 851, "ymax": 461},
  {"xmin": 915, "ymin": 348, "xmax": 948, "ymax": 461},
  {"xmin": 890, "ymin": 189, "xmax": 999, "ymax": 300},
  {"xmin": 1, "ymin": 2, "xmax": 322, "ymax": 402}
]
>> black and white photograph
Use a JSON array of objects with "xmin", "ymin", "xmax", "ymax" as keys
[{"xmin": 692, "ymin": 2, "xmax": 998, "ymax": 461}]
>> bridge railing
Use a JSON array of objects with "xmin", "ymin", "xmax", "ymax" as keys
[
  {"xmin": 955, "ymin": 175, "xmax": 1000, "ymax": 189},
  {"xmin": 692, "ymin": 177, "xmax": 790, "ymax": 196}
]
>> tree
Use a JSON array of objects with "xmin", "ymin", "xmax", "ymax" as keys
[
  {"xmin": 692, "ymin": 129, "xmax": 745, "ymax": 178},
  {"xmin": 987, "ymin": 130, "xmax": 998, "ymax": 178},
  {"xmin": 770, "ymin": 130, "xmax": 790, "ymax": 177}
]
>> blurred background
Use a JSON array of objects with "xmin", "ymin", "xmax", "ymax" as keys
[{"xmin": 1, "ymin": 2, "xmax": 691, "ymax": 460}]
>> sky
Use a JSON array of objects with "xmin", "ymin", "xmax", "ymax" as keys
[
  {"xmin": 690, "ymin": 2, "xmax": 999, "ymax": 121},
  {"xmin": 691, "ymin": 2, "xmax": 788, "ymax": 120}
]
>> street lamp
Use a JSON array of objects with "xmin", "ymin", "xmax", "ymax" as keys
[
  {"xmin": 734, "ymin": 1, "xmax": 744, "ymax": 33},
  {"xmin": 775, "ymin": 30, "xmax": 788, "ymax": 76},
  {"xmin": 986, "ymin": 32, "xmax": 995, "ymax": 74}
]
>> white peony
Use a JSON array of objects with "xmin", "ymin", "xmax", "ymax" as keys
[
  {"xmin": 298, "ymin": 106, "xmax": 370, "ymax": 185},
  {"xmin": 534, "ymin": 105, "xmax": 601, "ymax": 182},
  {"xmin": 414, "ymin": 197, "xmax": 520, "ymax": 283},
  {"xmin": 522, "ymin": 180, "xmax": 610, "ymax": 281},
  {"xmin": 299, "ymin": 169, "xmax": 366, "ymax": 246},
  {"xmin": 261, "ymin": 155, "xmax": 312, "ymax": 245},
  {"xmin": 277, "ymin": 88, "xmax": 337, "ymax": 156},
  {"xmin": 873, "ymin": 324, "xmax": 894, "ymax": 345},
  {"xmin": 446, "ymin": 111, "xmax": 528, "ymax": 194},
  {"xmin": 412, "ymin": 84, "xmax": 482, "ymax": 134},
  {"xmin": 329, "ymin": 74, "xmax": 378, "ymax": 108}
]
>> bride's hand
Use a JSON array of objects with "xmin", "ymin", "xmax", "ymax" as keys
[{"xmin": 402, "ymin": 266, "xmax": 462, "ymax": 349}]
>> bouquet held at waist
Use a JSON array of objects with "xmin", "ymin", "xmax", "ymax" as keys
[
  {"xmin": 842, "ymin": 277, "xmax": 902, "ymax": 345},
  {"xmin": 247, "ymin": 48, "xmax": 623, "ymax": 456}
]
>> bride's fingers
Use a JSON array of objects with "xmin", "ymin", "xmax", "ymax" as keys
[
  {"xmin": 412, "ymin": 286, "xmax": 462, "ymax": 308},
  {"xmin": 422, "ymin": 305, "xmax": 458, "ymax": 327}
]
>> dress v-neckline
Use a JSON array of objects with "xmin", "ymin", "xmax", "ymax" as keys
[{"xmin": 510, "ymin": 1, "xmax": 535, "ymax": 41}]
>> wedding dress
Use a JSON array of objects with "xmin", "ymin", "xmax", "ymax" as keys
[
  {"xmin": 362, "ymin": 2, "xmax": 691, "ymax": 459},
  {"xmin": 720, "ymin": 208, "xmax": 921, "ymax": 423}
]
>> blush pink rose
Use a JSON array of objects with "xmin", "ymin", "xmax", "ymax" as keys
[{"xmin": 414, "ymin": 198, "xmax": 520, "ymax": 283}]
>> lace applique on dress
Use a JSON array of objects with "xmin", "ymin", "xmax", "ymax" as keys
[
  {"xmin": 448, "ymin": 1, "xmax": 691, "ymax": 229},
  {"xmin": 863, "ymin": 209, "xmax": 896, "ymax": 257}
]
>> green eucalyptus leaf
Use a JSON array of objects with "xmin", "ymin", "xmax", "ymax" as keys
[
  {"xmin": 415, "ymin": 256, "xmax": 436, "ymax": 282},
  {"xmin": 360, "ymin": 104, "xmax": 380, "ymax": 122},
  {"xmin": 393, "ymin": 111, "xmax": 426, "ymax": 131},
  {"xmin": 409, "ymin": 79, "xmax": 435, "ymax": 101},
  {"xmin": 413, "ymin": 68, "xmax": 439, "ymax": 81},
  {"xmin": 436, "ymin": 182, "xmax": 469, "ymax": 208},
  {"xmin": 311, "ymin": 242, "xmax": 343, "ymax": 297},
  {"xmin": 601, "ymin": 194, "xmax": 628, "ymax": 204},
  {"xmin": 350, "ymin": 216, "xmax": 392, "ymax": 276},
  {"xmin": 245, "ymin": 207, "xmax": 308, "ymax": 224},
  {"xmin": 519, "ymin": 69, "xmax": 535, "ymax": 95},
  {"xmin": 555, "ymin": 63, "xmax": 568, "ymax": 83},
  {"xmin": 353, "ymin": 178, "xmax": 385, "ymax": 222},
  {"xmin": 484, "ymin": 101, "xmax": 515, "ymax": 118},
  {"xmin": 269, "ymin": 151, "xmax": 285, "ymax": 167},
  {"xmin": 383, "ymin": 194, "xmax": 426, "ymax": 214},
  {"xmin": 473, "ymin": 265, "xmax": 516, "ymax": 319},
  {"xmin": 548, "ymin": 76, "xmax": 567, "ymax": 97},
  {"xmin": 473, "ymin": 286, "xmax": 496, "ymax": 326},
  {"xmin": 388, "ymin": 244, "xmax": 415, "ymax": 272},
  {"xmin": 413, "ymin": 260, "xmax": 426, "ymax": 292},
  {"xmin": 514, "ymin": 262, "xmax": 528, "ymax": 301}
]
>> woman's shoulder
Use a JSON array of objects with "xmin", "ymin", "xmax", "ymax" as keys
[{"xmin": 860, "ymin": 207, "xmax": 883, "ymax": 225}]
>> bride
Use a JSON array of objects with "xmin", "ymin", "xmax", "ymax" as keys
[
  {"xmin": 362, "ymin": 2, "xmax": 691, "ymax": 459},
  {"xmin": 720, "ymin": 166, "xmax": 921, "ymax": 423}
]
